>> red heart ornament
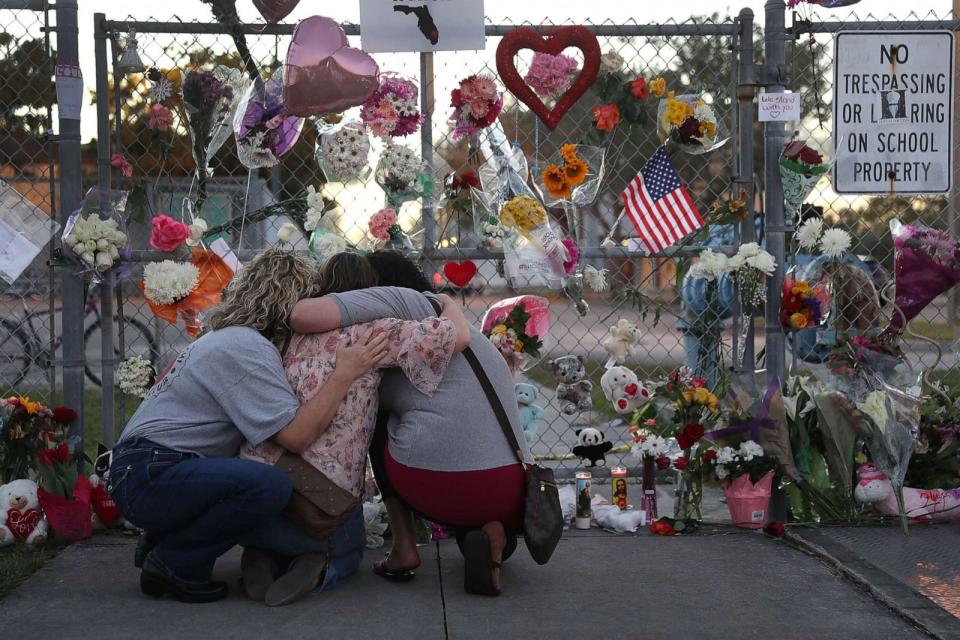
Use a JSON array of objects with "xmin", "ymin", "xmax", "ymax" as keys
[
  {"xmin": 7, "ymin": 508, "xmax": 41, "ymax": 541},
  {"xmin": 624, "ymin": 383, "xmax": 639, "ymax": 396},
  {"xmin": 443, "ymin": 260, "xmax": 478, "ymax": 288},
  {"xmin": 496, "ymin": 26, "xmax": 601, "ymax": 131}
]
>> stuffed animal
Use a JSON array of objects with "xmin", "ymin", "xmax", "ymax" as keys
[
  {"xmin": 854, "ymin": 463, "xmax": 960, "ymax": 522},
  {"xmin": 89, "ymin": 443, "xmax": 124, "ymax": 529},
  {"xmin": 515, "ymin": 383, "xmax": 545, "ymax": 444},
  {"xmin": 600, "ymin": 365, "xmax": 652, "ymax": 414},
  {"xmin": 550, "ymin": 355, "xmax": 593, "ymax": 415},
  {"xmin": 601, "ymin": 319, "xmax": 643, "ymax": 364},
  {"xmin": 593, "ymin": 505, "xmax": 646, "ymax": 533},
  {"xmin": 573, "ymin": 427, "xmax": 613, "ymax": 467},
  {"xmin": 0, "ymin": 479, "xmax": 48, "ymax": 547}
]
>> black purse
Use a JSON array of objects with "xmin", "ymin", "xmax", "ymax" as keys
[{"xmin": 462, "ymin": 347, "xmax": 563, "ymax": 565}]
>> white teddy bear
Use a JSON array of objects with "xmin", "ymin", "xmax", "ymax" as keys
[
  {"xmin": 0, "ymin": 479, "xmax": 48, "ymax": 547},
  {"xmin": 600, "ymin": 365, "xmax": 652, "ymax": 415},
  {"xmin": 601, "ymin": 319, "xmax": 643, "ymax": 364}
]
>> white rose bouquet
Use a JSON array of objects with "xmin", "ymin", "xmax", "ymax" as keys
[
  {"xmin": 63, "ymin": 213, "xmax": 127, "ymax": 273},
  {"xmin": 727, "ymin": 242, "xmax": 776, "ymax": 315}
]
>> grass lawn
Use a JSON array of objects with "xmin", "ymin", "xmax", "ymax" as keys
[{"xmin": 906, "ymin": 321, "xmax": 956, "ymax": 342}]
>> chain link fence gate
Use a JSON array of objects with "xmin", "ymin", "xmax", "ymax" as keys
[
  {"xmin": 88, "ymin": 12, "xmax": 758, "ymax": 478},
  {"xmin": 0, "ymin": 5, "xmax": 58, "ymax": 404},
  {"xmin": 786, "ymin": 8, "xmax": 960, "ymax": 385}
]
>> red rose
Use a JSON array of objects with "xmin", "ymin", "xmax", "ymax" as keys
[
  {"xmin": 798, "ymin": 146, "xmax": 822, "ymax": 165},
  {"xmin": 36, "ymin": 448, "xmax": 55, "ymax": 467},
  {"xmin": 52, "ymin": 406, "xmax": 77, "ymax": 425},
  {"xmin": 674, "ymin": 456, "xmax": 688, "ymax": 470},
  {"xmin": 52, "ymin": 442, "xmax": 71, "ymax": 463},
  {"xmin": 704, "ymin": 449, "xmax": 718, "ymax": 463},
  {"xmin": 655, "ymin": 454, "xmax": 671, "ymax": 470},
  {"xmin": 764, "ymin": 521, "xmax": 785, "ymax": 537},
  {"xmin": 691, "ymin": 377, "xmax": 706, "ymax": 388},
  {"xmin": 460, "ymin": 171, "xmax": 480, "ymax": 189},
  {"xmin": 649, "ymin": 519, "xmax": 676, "ymax": 536},
  {"xmin": 631, "ymin": 77, "xmax": 648, "ymax": 100},
  {"xmin": 451, "ymin": 88, "xmax": 463, "ymax": 108},
  {"xmin": 149, "ymin": 214, "xmax": 190, "ymax": 252},
  {"xmin": 677, "ymin": 423, "xmax": 705, "ymax": 450},
  {"xmin": 783, "ymin": 140, "xmax": 806, "ymax": 160}
]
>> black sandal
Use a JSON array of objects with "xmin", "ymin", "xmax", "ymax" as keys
[
  {"xmin": 373, "ymin": 555, "xmax": 417, "ymax": 583},
  {"xmin": 462, "ymin": 529, "xmax": 501, "ymax": 597}
]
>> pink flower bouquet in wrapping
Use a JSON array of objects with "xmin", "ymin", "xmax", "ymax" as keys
[
  {"xmin": 886, "ymin": 219, "xmax": 960, "ymax": 334},
  {"xmin": 360, "ymin": 74, "xmax": 423, "ymax": 138},
  {"xmin": 723, "ymin": 469, "xmax": 775, "ymax": 529},
  {"xmin": 368, "ymin": 207, "xmax": 414, "ymax": 254},
  {"xmin": 524, "ymin": 52, "xmax": 579, "ymax": 100},
  {"xmin": 480, "ymin": 295, "xmax": 551, "ymax": 374},
  {"xmin": 449, "ymin": 74, "xmax": 503, "ymax": 140}
]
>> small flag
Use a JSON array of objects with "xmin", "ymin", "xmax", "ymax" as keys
[{"xmin": 621, "ymin": 147, "xmax": 704, "ymax": 254}]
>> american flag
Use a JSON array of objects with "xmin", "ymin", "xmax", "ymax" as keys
[{"xmin": 621, "ymin": 147, "xmax": 704, "ymax": 254}]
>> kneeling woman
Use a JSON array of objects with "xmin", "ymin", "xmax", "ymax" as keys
[{"xmin": 109, "ymin": 250, "xmax": 389, "ymax": 603}]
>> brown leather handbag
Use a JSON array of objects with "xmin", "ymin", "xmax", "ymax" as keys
[{"xmin": 275, "ymin": 452, "xmax": 361, "ymax": 541}]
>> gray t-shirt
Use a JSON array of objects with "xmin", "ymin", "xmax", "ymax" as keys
[
  {"xmin": 119, "ymin": 326, "xmax": 299, "ymax": 458},
  {"xmin": 329, "ymin": 287, "xmax": 533, "ymax": 472}
]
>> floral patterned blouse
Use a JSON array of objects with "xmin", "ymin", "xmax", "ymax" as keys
[{"xmin": 240, "ymin": 316, "xmax": 456, "ymax": 496}]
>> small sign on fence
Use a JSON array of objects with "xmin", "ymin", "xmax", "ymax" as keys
[
  {"xmin": 55, "ymin": 61, "xmax": 83, "ymax": 121},
  {"xmin": 832, "ymin": 31, "xmax": 954, "ymax": 194},
  {"xmin": 758, "ymin": 92, "xmax": 800, "ymax": 122},
  {"xmin": 359, "ymin": 0, "xmax": 485, "ymax": 53}
]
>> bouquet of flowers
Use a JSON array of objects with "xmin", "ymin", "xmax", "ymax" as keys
[
  {"xmin": 116, "ymin": 356, "xmax": 157, "ymax": 399},
  {"xmin": 657, "ymin": 92, "xmax": 724, "ymax": 154},
  {"xmin": 440, "ymin": 170, "xmax": 481, "ymax": 219},
  {"xmin": 233, "ymin": 70, "xmax": 303, "ymax": 169},
  {"xmin": 63, "ymin": 214, "xmax": 127, "ymax": 273},
  {"xmin": 368, "ymin": 208, "xmax": 414, "ymax": 253},
  {"xmin": 139, "ymin": 249, "xmax": 233, "ymax": 338},
  {"xmin": 705, "ymin": 440, "xmax": 779, "ymax": 528},
  {"xmin": 360, "ymin": 74, "xmax": 423, "ymax": 138},
  {"xmin": 1, "ymin": 397, "xmax": 75, "ymax": 483},
  {"xmin": 826, "ymin": 332, "xmax": 904, "ymax": 381},
  {"xmin": 317, "ymin": 122, "xmax": 371, "ymax": 182},
  {"xmin": 537, "ymin": 144, "xmax": 605, "ymax": 208},
  {"xmin": 203, "ymin": 186, "xmax": 336, "ymax": 239},
  {"xmin": 449, "ymin": 74, "xmax": 503, "ymax": 140},
  {"xmin": 590, "ymin": 51, "xmax": 659, "ymax": 134},
  {"xmin": 728, "ymin": 243, "xmax": 776, "ymax": 316},
  {"xmin": 35, "ymin": 436, "xmax": 92, "ymax": 541},
  {"xmin": 886, "ymin": 220, "xmax": 960, "ymax": 334},
  {"xmin": 779, "ymin": 140, "xmax": 829, "ymax": 219},
  {"xmin": 181, "ymin": 68, "xmax": 237, "ymax": 206},
  {"xmin": 706, "ymin": 192, "xmax": 749, "ymax": 226},
  {"xmin": 498, "ymin": 195, "xmax": 571, "ymax": 277},
  {"xmin": 780, "ymin": 275, "xmax": 831, "ymax": 331},
  {"xmin": 524, "ymin": 52, "xmax": 579, "ymax": 100},
  {"xmin": 704, "ymin": 440, "xmax": 778, "ymax": 483},
  {"xmin": 375, "ymin": 143, "xmax": 434, "ymax": 208},
  {"xmin": 480, "ymin": 295, "xmax": 551, "ymax": 375}
]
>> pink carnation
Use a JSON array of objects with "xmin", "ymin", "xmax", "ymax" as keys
[
  {"xmin": 369, "ymin": 208, "xmax": 398, "ymax": 242},
  {"xmin": 147, "ymin": 104, "xmax": 173, "ymax": 131},
  {"xmin": 525, "ymin": 53, "xmax": 579, "ymax": 99},
  {"xmin": 110, "ymin": 153, "xmax": 133, "ymax": 177},
  {"xmin": 561, "ymin": 238, "xmax": 581, "ymax": 275}
]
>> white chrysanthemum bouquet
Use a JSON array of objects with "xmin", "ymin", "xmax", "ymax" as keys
[
  {"xmin": 143, "ymin": 260, "xmax": 200, "ymax": 305},
  {"xmin": 63, "ymin": 214, "xmax": 127, "ymax": 273},
  {"xmin": 319, "ymin": 123, "xmax": 371, "ymax": 182},
  {"xmin": 727, "ymin": 242, "xmax": 777, "ymax": 315},
  {"xmin": 116, "ymin": 356, "xmax": 156, "ymax": 398}
]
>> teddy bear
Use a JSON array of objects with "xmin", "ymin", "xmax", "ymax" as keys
[
  {"xmin": 600, "ymin": 365, "xmax": 652, "ymax": 415},
  {"xmin": 601, "ymin": 319, "xmax": 643, "ymax": 364},
  {"xmin": 514, "ymin": 383, "xmax": 545, "ymax": 444},
  {"xmin": 549, "ymin": 355, "xmax": 593, "ymax": 416},
  {"xmin": 572, "ymin": 427, "xmax": 613, "ymax": 467},
  {"xmin": 0, "ymin": 479, "xmax": 48, "ymax": 547}
]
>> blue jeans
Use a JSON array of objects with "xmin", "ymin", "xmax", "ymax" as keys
[{"xmin": 109, "ymin": 438, "xmax": 364, "ymax": 586}]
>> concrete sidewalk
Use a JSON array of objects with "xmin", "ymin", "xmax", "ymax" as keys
[{"xmin": 0, "ymin": 527, "xmax": 941, "ymax": 640}]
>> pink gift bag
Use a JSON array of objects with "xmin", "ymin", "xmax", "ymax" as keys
[{"xmin": 723, "ymin": 470, "xmax": 775, "ymax": 529}]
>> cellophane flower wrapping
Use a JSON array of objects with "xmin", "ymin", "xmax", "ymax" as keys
[
  {"xmin": 478, "ymin": 124, "xmax": 567, "ymax": 285},
  {"xmin": 886, "ymin": 219, "xmax": 960, "ymax": 334},
  {"xmin": 207, "ymin": 66, "xmax": 249, "ymax": 161},
  {"xmin": 181, "ymin": 68, "xmax": 237, "ymax": 176},
  {"xmin": 779, "ymin": 156, "xmax": 829, "ymax": 219},
  {"xmin": 60, "ymin": 187, "xmax": 130, "ymax": 283},
  {"xmin": 317, "ymin": 122, "xmax": 371, "ymax": 183},
  {"xmin": 480, "ymin": 295, "xmax": 552, "ymax": 373},
  {"xmin": 233, "ymin": 69, "xmax": 303, "ymax": 169},
  {"xmin": 656, "ymin": 93, "xmax": 727, "ymax": 155},
  {"xmin": 360, "ymin": 74, "xmax": 423, "ymax": 138},
  {"xmin": 449, "ymin": 74, "xmax": 503, "ymax": 140},
  {"xmin": 534, "ymin": 145, "xmax": 606, "ymax": 208},
  {"xmin": 375, "ymin": 143, "xmax": 434, "ymax": 209},
  {"xmin": 795, "ymin": 256, "xmax": 883, "ymax": 345}
]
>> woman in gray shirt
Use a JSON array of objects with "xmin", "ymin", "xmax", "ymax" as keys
[{"xmin": 291, "ymin": 252, "xmax": 534, "ymax": 597}]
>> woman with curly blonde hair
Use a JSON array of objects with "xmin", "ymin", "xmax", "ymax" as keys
[{"xmin": 109, "ymin": 249, "xmax": 390, "ymax": 605}]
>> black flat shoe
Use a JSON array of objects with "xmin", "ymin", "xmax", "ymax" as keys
[
  {"xmin": 140, "ymin": 552, "xmax": 228, "ymax": 603},
  {"xmin": 462, "ymin": 529, "xmax": 501, "ymax": 597},
  {"xmin": 373, "ymin": 555, "xmax": 417, "ymax": 583},
  {"xmin": 134, "ymin": 533, "xmax": 160, "ymax": 569}
]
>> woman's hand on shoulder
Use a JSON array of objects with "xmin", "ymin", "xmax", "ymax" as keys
[{"xmin": 332, "ymin": 329, "xmax": 390, "ymax": 380}]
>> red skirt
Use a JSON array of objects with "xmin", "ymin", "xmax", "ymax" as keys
[{"xmin": 384, "ymin": 447, "xmax": 525, "ymax": 530}]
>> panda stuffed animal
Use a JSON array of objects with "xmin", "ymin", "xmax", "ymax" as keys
[{"xmin": 572, "ymin": 427, "xmax": 613, "ymax": 467}]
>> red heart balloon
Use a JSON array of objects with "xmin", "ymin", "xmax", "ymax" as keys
[
  {"xmin": 443, "ymin": 260, "xmax": 478, "ymax": 288},
  {"xmin": 253, "ymin": 0, "xmax": 300, "ymax": 24},
  {"xmin": 7, "ymin": 508, "xmax": 41, "ymax": 541},
  {"xmin": 496, "ymin": 26, "xmax": 601, "ymax": 131},
  {"xmin": 284, "ymin": 16, "xmax": 380, "ymax": 117}
]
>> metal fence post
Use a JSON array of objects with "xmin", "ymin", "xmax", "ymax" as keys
[
  {"xmin": 736, "ymin": 7, "xmax": 757, "ymax": 382},
  {"xmin": 94, "ymin": 13, "xmax": 116, "ymax": 446},
  {"xmin": 763, "ymin": 0, "xmax": 788, "ymax": 387},
  {"xmin": 55, "ymin": 0, "xmax": 85, "ymax": 451}
]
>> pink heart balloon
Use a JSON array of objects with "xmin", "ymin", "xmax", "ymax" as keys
[
  {"xmin": 283, "ymin": 16, "xmax": 380, "ymax": 117},
  {"xmin": 252, "ymin": 0, "xmax": 300, "ymax": 24}
]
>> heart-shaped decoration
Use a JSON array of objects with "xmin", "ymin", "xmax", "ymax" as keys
[
  {"xmin": 253, "ymin": 0, "xmax": 300, "ymax": 24},
  {"xmin": 443, "ymin": 260, "xmax": 478, "ymax": 288},
  {"xmin": 617, "ymin": 398, "xmax": 628, "ymax": 410},
  {"xmin": 284, "ymin": 16, "xmax": 380, "ymax": 117},
  {"xmin": 624, "ymin": 383, "xmax": 638, "ymax": 396},
  {"xmin": 7, "ymin": 508, "xmax": 41, "ymax": 541},
  {"xmin": 496, "ymin": 26, "xmax": 601, "ymax": 131}
]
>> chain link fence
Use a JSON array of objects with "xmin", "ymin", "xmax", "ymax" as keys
[{"xmin": 0, "ymin": 7, "xmax": 58, "ymax": 403}]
